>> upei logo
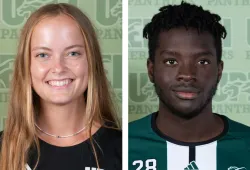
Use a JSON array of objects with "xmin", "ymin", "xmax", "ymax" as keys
[
  {"xmin": 0, "ymin": 56, "xmax": 14, "ymax": 89},
  {"xmin": 1, "ymin": 0, "xmax": 78, "ymax": 27},
  {"xmin": 0, "ymin": 55, "xmax": 15, "ymax": 103},
  {"xmin": 128, "ymin": 18, "xmax": 150, "ymax": 48},
  {"xmin": 129, "ymin": 72, "xmax": 157, "ymax": 103},
  {"xmin": 96, "ymin": 0, "xmax": 122, "ymax": 26},
  {"xmin": 214, "ymin": 72, "xmax": 250, "ymax": 102},
  {"xmin": 1, "ymin": 117, "xmax": 7, "ymax": 130},
  {"xmin": 103, "ymin": 54, "xmax": 122, "ymax": 102}
]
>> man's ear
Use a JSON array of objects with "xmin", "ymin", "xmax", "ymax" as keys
[
  {"xmin": 147, "ymin": 58, "xmax": 154, "ymax": 83},
  {"xmin": 217, "ymin": 60, "xmax": 224, "ymax": 82}
]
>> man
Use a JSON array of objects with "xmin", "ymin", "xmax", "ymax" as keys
[{"xmin": 129, "ymin": 1, "xmax": 250, "ymax": 170}]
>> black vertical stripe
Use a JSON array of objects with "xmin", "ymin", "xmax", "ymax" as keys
[{"xmin": 189, "ymin": 146, "xmax": 196, "ymax": 162}]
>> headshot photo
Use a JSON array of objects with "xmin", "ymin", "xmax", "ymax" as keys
[
  {"xmin": 0, "ymin": 0, "xmax": 122, "ymax": 170},
  {"xmin": 129, "ymin": 0, "xmax": 250, "ymax": 170}
]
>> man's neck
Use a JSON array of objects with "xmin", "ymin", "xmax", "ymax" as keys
[{"xmin": 156, "ymin": 103, "xmax": 224, "ymax": 143}]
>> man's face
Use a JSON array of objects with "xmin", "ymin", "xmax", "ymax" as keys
[{"xmin": 147, "ymin": 27, "xmax": 223, "ymax": 119}]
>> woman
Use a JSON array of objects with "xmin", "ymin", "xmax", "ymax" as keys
[{"xmin": 0, "ymin": 3, "xmax": 121, "ymax": 170}]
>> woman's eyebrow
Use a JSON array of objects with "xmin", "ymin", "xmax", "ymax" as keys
[
  {"xmin": 31, "ymin": 44, "xmax": 85, "ymax": 52},
  {"xmin": 31, "ymin": 46, "xmax": 52, "ymax": 52},
  {"xmin": 64, "ymin": 44, "xmax": 85, "ymax": 50}
]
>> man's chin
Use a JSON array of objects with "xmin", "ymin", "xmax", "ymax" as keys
[{"xmin": 163, "ymin": 101, "xmax": 204, "ymax": 120}]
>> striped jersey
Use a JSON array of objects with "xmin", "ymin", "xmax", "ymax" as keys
[{"xmin": 129, "ymin": 112, "xmax": 250, "ymax": 170}]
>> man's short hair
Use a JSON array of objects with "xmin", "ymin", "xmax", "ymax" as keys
[{"xmin": 143, "ymin": 1, "xmax": 227, "ymax": 63}]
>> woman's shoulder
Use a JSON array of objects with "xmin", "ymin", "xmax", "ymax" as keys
[
  {"xmin": 97, "ymin": 125, "xmax": 122, "ymax": 169},
  {"xmin": 99, "ymin": 125, "xmax": 122, "ymax": 141},
  {"xmin": 93, "ymin": 124, "xmax": 122, "ymax": 149}
]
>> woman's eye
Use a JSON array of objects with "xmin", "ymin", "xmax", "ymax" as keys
[
  {"xmin": 198, "ymin": 60, "xmax": 210, "ymax": 65},
  {"xmin": 68, "ymin": 52, "xmax": 80, "ymax": 56},
  {"xmin": 165, "ymin": 59, "xmax": 178, "ymax": 65},
  {"xmin": 36, "ymin": 53, "xmax": 48, "ymax": 58}
]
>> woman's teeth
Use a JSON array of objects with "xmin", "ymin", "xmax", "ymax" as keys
[{"xmin": 47, "ymin": 79, "xmax": 72, "ymax": 87}]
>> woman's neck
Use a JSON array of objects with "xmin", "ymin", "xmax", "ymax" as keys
[
  {"xmin": 35, "ymin": 98, "xmax": 101, "ymax": 147},
  {"xmin": 37, "ymin": 98, "xmax": 87, "ymax": 136}
]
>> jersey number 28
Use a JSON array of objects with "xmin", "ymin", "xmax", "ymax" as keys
[{"xmin": 132, "ymin": 159, "xmax": 157, "ymax": 170}]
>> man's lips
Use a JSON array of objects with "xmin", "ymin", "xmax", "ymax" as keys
[
  {"xmin": 172, "ymin": 87, "xmax": 200, "ymax": 100},
  {"xmin": 174, "ymin": 91, "xmax": 198, "ymax": 100}
]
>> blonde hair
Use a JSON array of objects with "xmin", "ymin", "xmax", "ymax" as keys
[{"xmin": 0, "ymin": 3, "xmax": 120, "ymax": 170}]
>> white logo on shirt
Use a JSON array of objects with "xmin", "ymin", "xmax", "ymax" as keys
[
  {"xmin": 228, "ymin": 166, "xmax": 247, "ymax": 170},
  {"xmin": 184, "ymin": 161, "xmax": 199, "ymax": 170},
  {"xmin": 85, "ymin": 168, "xmax": 104, "ymax": 170},
  {"xmin": 25, "ymin": 164, "xmax": 32, "ymax": 170},
  {"xmin": 26, "ymin": 164, "xmax": 104, "ymax": 170}
]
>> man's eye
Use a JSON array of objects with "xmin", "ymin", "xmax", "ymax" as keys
[
  {"xmin": 198, "ymin": 60, "xmax": 210, "ymax": 65},
  {"xmin": 36, "ymin": 53, "xmax": 48, "ymax": 58},
  {"xmin": 165, "ymin": 60, "xmax": 178, "ymax": 65},
  {"xmin": 68, "ymin": 52, "xmax": 80, "ymax": 56}
]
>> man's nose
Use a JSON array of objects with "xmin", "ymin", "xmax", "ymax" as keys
[{"xmin": 176, "ymin": 63, "xmax": 197, "ymax": 82}]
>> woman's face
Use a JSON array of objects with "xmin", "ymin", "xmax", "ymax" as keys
[{"xmin": 30, "ymin": 14, "xmax": 88, "ymax": 105}]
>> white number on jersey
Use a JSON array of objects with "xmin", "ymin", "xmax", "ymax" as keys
[{"xmin": 132, "ymin": 159, "xmax": 157, "ymax": 170}]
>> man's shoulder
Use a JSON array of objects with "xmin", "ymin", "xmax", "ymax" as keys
[
  {"xmin": 226, "ymin": 116, "xmax": 250, "ymax": 132},
  {"xmin": 225, "ymin": 115, "xmax": 250, "ymax": 141},
  {"xmin": 129, "ymin": 113, "xmax": 155, "ymax": 138},
  {"xmin": 129, "ymin": 113, "xmax": 152, "ymax": 129}
]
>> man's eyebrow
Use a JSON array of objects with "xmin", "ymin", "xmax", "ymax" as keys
[
  {"xmin": 160, "ymin": 50, "xmax": 181, "ymax": 57},
  {"xmin": 160, "ymin": 50, "xmax": 215, "ymax": 57},
  {"xmin": 192, "ymin": 51, "xmax": 215, "ymax": 57},
  {"xmin": 31, "ymin": 45, "xmax": 85, "ymax": 51}
]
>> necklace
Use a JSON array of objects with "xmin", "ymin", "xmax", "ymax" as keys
[{"xmin": 35, "ymin": 123, "xmax": 86, "ymax": 138}]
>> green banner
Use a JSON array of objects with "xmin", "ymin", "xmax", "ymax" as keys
[
  {"xmin": 128, "ymin": 0, "xmax": 250, "ymax": 126},
  {"xmin": 0, "ymin": 0, "xmax": 122, "ymax": 130}
]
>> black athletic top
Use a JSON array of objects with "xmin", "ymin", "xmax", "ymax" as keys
[{"xmin": 1, "ymin": 126, "xmax": 122, "ymax": 170}]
